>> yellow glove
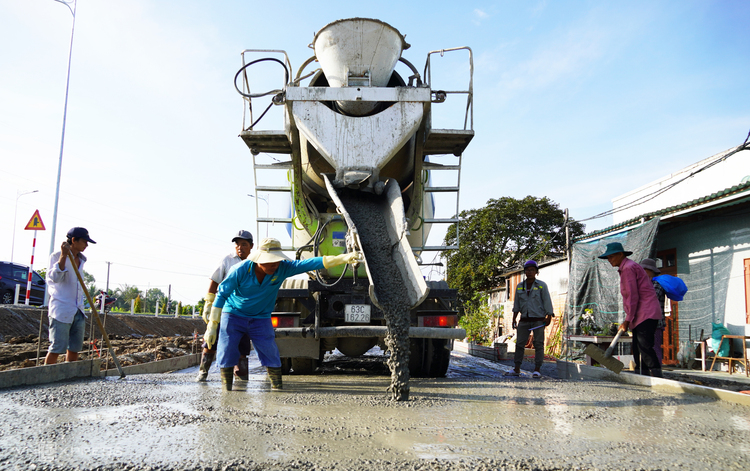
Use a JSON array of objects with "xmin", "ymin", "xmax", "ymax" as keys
[
  {"xmin": 202, "ymin": 292, "xmax": 216, "ymax": 324},
  {"xmin": 323, "ymin": 251, "xmax": 362, "ymax": 268},
  {"xmin": 203, "ymin": 306, "xmax": 223, "ymax": 348}
]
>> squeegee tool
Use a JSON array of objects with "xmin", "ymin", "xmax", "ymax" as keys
[{"xmin": 583, "ymin": 329, "xmax": 625, "ymax": 374}]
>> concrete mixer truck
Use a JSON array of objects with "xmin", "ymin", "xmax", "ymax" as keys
[{"xmin": 235, "ymin": 18, "xmax": 473, "ymax": 378}]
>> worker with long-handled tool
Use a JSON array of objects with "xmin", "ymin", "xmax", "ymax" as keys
[
  {"xmin": 506, "ymin": 260, "xmax": 554, "ymax": 378},
  {"xmin": 197, "ymin": 230, "xmax": 255, "ymax": 382},
  {"xmin": 204, "ymin": 238, "xmax": 360, "ymax": 391},
  {"xmin": 44, "ymin": 227, "xmax": 95, "ymax": 365},
  {"xmin": 599, "ymin": 242, "xmax": 663, "ymax": 377}
]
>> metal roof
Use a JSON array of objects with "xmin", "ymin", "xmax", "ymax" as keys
[{"xmin": 575, "ymin": 180, "xmax": 750, "ymax": 242}]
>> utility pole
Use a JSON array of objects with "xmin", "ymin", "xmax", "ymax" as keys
[{"xmin": 167, "ymin": 284, "xmax": 172, "ymax": 315}]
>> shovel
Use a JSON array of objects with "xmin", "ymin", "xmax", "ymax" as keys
[
  {"xmin": 584, "ymin": 329, "xmax": 625, "ymax": 374},
  {"xmin": 67, "ymin": 252, "xmax": 126, "ymax": 378}
]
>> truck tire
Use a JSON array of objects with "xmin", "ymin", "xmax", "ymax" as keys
[
  {"xmin": 408, "ymin": 280, "xmax": 454, "ymax": 377},
  {"xmin": 280, "ymin": 358, "xmax": 292, "ymax": 375},
  {"xmin": 409, "ymin": 338, "xmax": 451, "ymax": 378},
  {"xmin": 291, "ymin": 357, "xmax": 319, "ymax": 375},
  {"xmin": 2, "ymin": 291, "xmax": 13, "ymax": 304}
]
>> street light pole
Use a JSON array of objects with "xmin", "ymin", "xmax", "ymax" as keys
[
  {"xmin": 48, "ymin": 0, "xmax": 77, "ymax": 270},
  {"xmin": 11, "ymin": 190, "xmax": 39, "ymax": 263},
  {"xmin": 248, "ymin": 194, "xmax": 269, "ymax": 238}
]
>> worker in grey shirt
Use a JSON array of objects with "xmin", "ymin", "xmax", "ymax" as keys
[{"xmin": 506, "ymin": 260, "xmax": 554, "ymax": 378}]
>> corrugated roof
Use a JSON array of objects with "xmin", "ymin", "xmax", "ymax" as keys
[{"xmin": 575, "ymin": 180, "xmax": 750, "ymax": 242}]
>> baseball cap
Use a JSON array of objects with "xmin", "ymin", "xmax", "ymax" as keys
[
  {"xmin": 66, "ymin": 227, "xmax": 96, "ymax": 244},
  {"xmin": 232, "ymin": 230, "xmax": 254, "ymax": 244}
]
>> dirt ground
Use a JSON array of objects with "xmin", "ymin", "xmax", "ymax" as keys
[
  {"xmin": 0, "ymin": 333, "xmax": 201, "ymax": 371},
  {"xmin": 0, "ymin": 306, "xmax": 204, "ymax": 372}
]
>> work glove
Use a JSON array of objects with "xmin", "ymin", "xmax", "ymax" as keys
[
  {"xmin": 202, "ymin": 292, "xmax": 216, "ymax": 324},
  {"xmin": 322, "ymin": 251, "xmax": 362, "ymax": 269},
  {"xmin": 203, "ymin": 306, "xmax": 223, "ymax": 349}
]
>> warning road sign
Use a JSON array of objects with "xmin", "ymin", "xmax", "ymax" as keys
[{"xmin": 24, "ymin": 210, "xmax": 46, "ymax": 230}]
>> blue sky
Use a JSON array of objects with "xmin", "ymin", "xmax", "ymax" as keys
[{"xmin": 1, "ymin": 1, "xmax": 748, "ymax": 305}]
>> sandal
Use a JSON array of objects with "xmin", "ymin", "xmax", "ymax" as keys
[
  {"xmin": 503, "ymin": 371, "xmax": 520, "ymax": 377},
  {"xmin": 532, "ymin": 371, "xmax": 541, "ymax": 378}
]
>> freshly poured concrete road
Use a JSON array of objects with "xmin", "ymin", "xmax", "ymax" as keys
[{"xmin": 1, "ymin": 350, "xmax": 749, "ymax": 471}]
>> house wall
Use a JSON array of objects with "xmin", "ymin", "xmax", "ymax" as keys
[
  {"xmin": 612, "ymin": 148, "xmax": 750, "ymax": 224},
  {"xmin": 656, "ymin": 210, "xmax": 750, "ymax": 339}
]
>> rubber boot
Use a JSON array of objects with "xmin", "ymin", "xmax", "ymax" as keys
[
  {"xmin": 220, "ymin": 367, "xmax": 234, "ymax": 391},
  {"xmin": 196, "ymin": 349, "xmax": 215, "ymax": 382},
  {"xmin": 234, "ymin": 355, "xmax": 249, "ymax": 381},
  {"xmin": 267, "ymin": 367, "xmax": 283, "ymax": 390}
]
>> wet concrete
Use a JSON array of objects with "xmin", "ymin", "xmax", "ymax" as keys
[
  {"xmin": 1, "ymin": 349, "xmax": 749, "ymax": 470},
  {"xmin": 340, "ymin": 190, "xmax": 412, "ymax": 401}
]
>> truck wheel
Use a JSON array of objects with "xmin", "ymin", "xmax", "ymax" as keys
[
  {"xmin": 409, "ymin": 338, "xmax": 451, "ymax": 378},
  {"xmin": 1, "ymin": 291, "xmax": 13, "ymax": 304},
  {"xmin": 291, "ymin": 357, "xmax": 319, "ymax": 375},
  {"xmin": 280, "ymin": 358, "xmax": 292, "ymax": 375}
]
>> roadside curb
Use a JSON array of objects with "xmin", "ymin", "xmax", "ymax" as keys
[
  {"xmin": 557, "ymin": 360, "xmax": 750, "ymax": 407},
  {"xmin": 0, "ymin": 359, "xmax": 102, "ymax": 389}
]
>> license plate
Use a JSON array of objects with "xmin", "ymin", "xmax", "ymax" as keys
[{"xmin": 345, "ymin": 304, "xmax": 370, "ymax": 323}]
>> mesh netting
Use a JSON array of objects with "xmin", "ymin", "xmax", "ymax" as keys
[{"xmin": 565, "ymin": 217, "xmax": 660, "ymax": 333}]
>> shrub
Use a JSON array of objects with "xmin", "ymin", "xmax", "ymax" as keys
[{"xmin": 459, "ymin": 296, "xmax": 492, "ymax": 345}]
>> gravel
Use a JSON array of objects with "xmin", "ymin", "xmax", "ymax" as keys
[{"xmin": 1, "ymin": 350, "xmax": 749, "ymax": 470}]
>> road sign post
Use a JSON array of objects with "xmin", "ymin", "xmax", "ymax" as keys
[{"xmin": 24, "ymin": 210, "xmax": 46, "ymax": 306}]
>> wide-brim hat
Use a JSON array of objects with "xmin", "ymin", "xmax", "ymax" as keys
[
  {"xmin": 598, "ymin": 242, "xmax": 632, "ymax": 259},
  {"xmin": 248, "ymin": 237, "xmax": 291, "ymax": 264},
  {"xmin": 639, "ymin": 258, "xmax": 661, "ymax": 274}
]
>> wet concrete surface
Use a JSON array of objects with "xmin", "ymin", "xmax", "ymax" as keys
[{"xmin": 1, "ymin": 349, "xmax": 749, "ymax": 470}]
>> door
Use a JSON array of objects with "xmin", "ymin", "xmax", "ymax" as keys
[{"xmin": 656, "ymin": 249, "xmax": 678, "ymax": 365}]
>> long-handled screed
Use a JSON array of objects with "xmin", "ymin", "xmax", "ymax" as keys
[
  {"xmin": 67, "ymin": 252, "xmax": 126, "ymax": 378},
  {"xmin": 583, "ymin": 329, "xmax": 625, "ymax": 374}
]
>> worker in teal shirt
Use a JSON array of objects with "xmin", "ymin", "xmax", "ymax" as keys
[{"xmin": 204, "ymin": 237, "xmax": 359, "ymax": 391}]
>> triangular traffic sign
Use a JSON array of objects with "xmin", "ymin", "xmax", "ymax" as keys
[{"xmin": 24, "ymin": 210, "xmax": 46, "ymax": 230}]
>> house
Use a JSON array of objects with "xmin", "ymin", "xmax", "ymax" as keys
[{"xmin": 570, "ymin": 143, "xmax": 750, "ymax": 364}]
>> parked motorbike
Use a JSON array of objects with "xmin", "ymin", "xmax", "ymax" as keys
[{"xmin": 95, "ymin": 291, "xmax": 117, "ymax": 314}]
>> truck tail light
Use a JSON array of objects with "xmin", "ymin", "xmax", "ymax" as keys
[
  {"xmin": 419, "ymin": 315, "xmax": 457, "ymax": 327},
  {"xmin": 271, "ymin": 315, "xmax": 297, "ymax": 328}
]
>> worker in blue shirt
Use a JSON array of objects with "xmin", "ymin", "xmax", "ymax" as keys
[{"xmin": 204, "ymin": 237, "xmax": 360, "ymax": 391}]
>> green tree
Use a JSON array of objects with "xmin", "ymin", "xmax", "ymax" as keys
[
  {"xmin": 134, "ymin": 295, "xmax": 142, "ymax": 313},
  {"xmin": 442, "ymin": 196, "xmax": 585, "ymax": 311},
  {"xmin": 144, "ymin": 288, "xmax": 166, "ymax": 314},
  {"xmin": 115, "ymin": 284, "xmax": 142, "ymax": 311},
  {"xmin": 37, "ymin": 268, "xmax": 47, "ymax": 280},
  {"xmin": 83, "ymin": 271, "xmax": 98, "ymax": 300},
  {"xmin": 176, "ymin": 301, "xmax": 182, "ymax": 316},
  {"xmin": 160, "ymin": 300, "xmax": 167, "ymax": 315}
]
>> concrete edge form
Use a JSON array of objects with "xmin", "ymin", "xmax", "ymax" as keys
[
  {"xmin": 0, "ymin": 359, "xmax": 102, "ymax": 389},
  {"xmin": 103, "ymin": 353, "xmax": 201, "ymax": 376},
  {"xmin": 556, "ymin": 360, "xmax": 750, "ymax": 407}
]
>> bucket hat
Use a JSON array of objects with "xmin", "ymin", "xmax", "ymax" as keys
[
  {"xmin": 232, "ymin": 230, "xmax": 254, "ymax": 244},
  {"xmin": 597, "ymin": 242, "xmax": 632, "ymax": 259},
  {"xmin": 249, "ymin": 238, "xmax": 291, "ymax": 264},
  {"xmin": 67, "ymin": 227, "xmax": 96, "ymax": 244},
  {"xmin": 639, "ymin": 258, "xmax": 661, "ymax": 274}
]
